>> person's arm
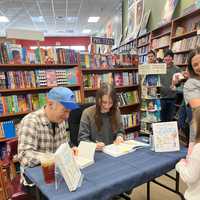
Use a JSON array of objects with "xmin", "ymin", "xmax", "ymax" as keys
[
  {"xmin": 183, "ymin": 79, "xmax": 200, "ymax": 108},
  {"xmin": 176, "ymin": 144, "xmax": 200, "ymax": 184},
  {"xmin": 114, "ymin": 109, "xmax": 125, "ymax": 144},
  {"xmin": 18, "ymin": 117, "xmax": 46, "ymax": 167},
  {"xmin": 78, "ymin": 109, "xmax": 92, "ymax": 142}
]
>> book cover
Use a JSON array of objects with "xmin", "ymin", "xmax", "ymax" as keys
[
  {"xmin": 152, "ymin": 121, "xmax": 180, "ymax": 152},
  {"xmin": 46, "ymin": 70, "xmax": 57, "ymax": 87}
]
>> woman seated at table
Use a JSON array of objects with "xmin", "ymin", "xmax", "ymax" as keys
[{"xmin": 78, "ymin": 82, "xmax": 125, "ymax": 150}]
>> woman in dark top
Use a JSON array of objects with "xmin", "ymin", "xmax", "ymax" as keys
[{"xmin": 78, "ymin": 82, "xmax": 125, "ymax": 150}]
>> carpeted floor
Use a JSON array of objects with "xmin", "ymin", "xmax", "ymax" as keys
[{"xmin": 130, "ymin": 170, "xmax": 187, "ymax": 200}]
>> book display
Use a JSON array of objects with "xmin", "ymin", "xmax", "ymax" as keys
[{"xmin": 139, "ymin": 63, "xmax": 166, "ymax": 135}]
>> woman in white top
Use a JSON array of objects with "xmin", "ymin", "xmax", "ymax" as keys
[{"xmin": 176, "ymin": 106, "xmax": 200, "ymax": 200}]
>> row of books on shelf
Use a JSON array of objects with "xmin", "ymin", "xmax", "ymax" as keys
[
  {"xmin": 118, "ymin": 91, "xmax": 139, "ymax": 106},
  {"xmin": 121, "ymin": 112, "xmax": 140, "ymax": 129},
  {"xmin": 83, "ymin": 72, "xmax": 138, "ymax": 88},
  {"xmin": 80, "ymin": 53, "xmax": 139, "ymax": 69},
  {"xmin": 138, "ymin": 46, "xmax": 148, "ymax": 55},
  {"xmin": 0, "ymin": 68, "xmax": 81, "ymax": 89},
  {"xmin": 124, "ymin": 131, "xmax": 139, "ymax": 140},
  {"xmin": 152, "ymin": 35, "xmax": 170, "ymax": 49},
  {"xmin": 0, "ymin": 90, "xmax": 81, "ymax": 115},
  {"xmin": 138, "ymin": 35, "xmax": 149, "ymax": 46},
  {"xmin": 139, "ymin": 55, "xmax": 147, "ymax": 64},
  {"xmin": 172, "ymin": 35, "xmax": 200, "ymax": 52},
  {"xmin": 0, "ymin": 43, "xmax": 79, "ymax": 65},
  {"xmin": 174, "ymin": 53, "xmax": 189, "ymax": 65}
]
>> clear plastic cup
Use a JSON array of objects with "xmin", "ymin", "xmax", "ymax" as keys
[{"xmin": 40, "ymin": 153, "xmax": 55, "ymax": 184}]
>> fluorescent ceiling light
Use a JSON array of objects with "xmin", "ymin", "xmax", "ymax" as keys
[
  {"xmin": 31, "ymin": 16, "xmax": 44, "ymax": 23},
  {"xmin": 88, "ymin": 16, "xmax": 100, "ymax": 23},
  {"xmin": 82, "ymin": 29, "xmax": 91, "ymax": 34},
  {"xmin": 0, "ymin": 16, "xmax": 9, "ymax": 23}
]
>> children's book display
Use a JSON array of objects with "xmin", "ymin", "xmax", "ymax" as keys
[
  {"xmin": 55, "ymin": 143, "xmax": 83, "ymax": 192},
  {"xmin": 139, "ymin": 63, "xmax": 166, "ymax": 135},
  {"xmin": 103, "ymin": 140, "xmax": 149, "ymax": 157},
  {"xmin": 152, "ymin": 121, "xmax": 180, "ymax": 152},
  {"xmin": 74, "ymin": 141, "xmax": 96, "ymax": 169}
]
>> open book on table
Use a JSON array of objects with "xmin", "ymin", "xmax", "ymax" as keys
[
  {"xmin": 74, "ymin": 141, "xmax": 96, "ymax": 169},
  {"xmin": 103, "ymin": 140, "xmax": 149, "ymax": 157}
]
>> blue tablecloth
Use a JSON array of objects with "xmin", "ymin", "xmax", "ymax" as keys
[{"xmin": 25, "ymin": 147, "xmax": 187, "ymax": 200}]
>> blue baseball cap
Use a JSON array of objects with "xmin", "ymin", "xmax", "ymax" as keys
[{"xmin": 47, "ymin": 87, "xmax": 79, "ymax": 110}]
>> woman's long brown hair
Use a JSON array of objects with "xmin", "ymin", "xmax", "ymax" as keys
[
  {"xmin": 193, "ymin": 106, "xmax": 200, "ymax": 143},
  {"xmin": 95, "ymin": 82, "xmax": 119, "ymax": 132}
]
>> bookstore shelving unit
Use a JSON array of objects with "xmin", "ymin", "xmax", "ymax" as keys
[
  {"xmin": 137, "ymin": 32, "xmax": 150, "ymax": 64},
  {"xmin": 171, "ymin": 8, "xmax": 200, "ymax": 69},
  {"xmin": 0, "ymin": 63, "xmax": 82, "ymax": 121},
  {"xmin": 150, "ymin": 22, "xmax": 172, "ymax": 59}
]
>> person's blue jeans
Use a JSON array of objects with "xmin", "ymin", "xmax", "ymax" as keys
[{"xmin": 160, "ymin": 99, "xmax": 176, "ymax": 122}]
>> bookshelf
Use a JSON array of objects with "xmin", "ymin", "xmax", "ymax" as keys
[
  {"xmin": 171, "ymin": 8, "xmax": 200, "ymax": 69},
  {"xmin": 137, "ymin": 32, "xmax": 151, "ymax": 64},
  {"xmin": 150, "ymin": 22, "xmax": 172, "ymax": 60}
]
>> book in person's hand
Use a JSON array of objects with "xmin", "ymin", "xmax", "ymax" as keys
[
  {"xmin": 103, "ymin": 140, "xmax": 149, "ymax": 157},
  {"xmin": 74, "ymin": 141, "xmax": 96, "ymax": 169}
]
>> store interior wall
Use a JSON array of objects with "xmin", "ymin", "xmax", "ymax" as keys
[{"xmin": 122, "ymin": 0, "xmax": 195, "ymax": 38}]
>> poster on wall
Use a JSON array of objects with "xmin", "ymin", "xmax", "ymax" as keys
[
  {"xmin": 126, "ymin": 0, "xmax": 144, "ymax": 42},
  {"xmin": 160, "ymin": 0, "xmax": 179, "ymax": 25},
  {"xmin": 139, "ymin": 9, "xmax": 151, "ymax": 36}
]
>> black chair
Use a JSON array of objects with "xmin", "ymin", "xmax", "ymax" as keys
[{"xmin": 68, "ymin": 103, "xmax": 94, "ymax": 146}]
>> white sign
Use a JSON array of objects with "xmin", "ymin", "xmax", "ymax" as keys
[
  {"xmin": 139, "ymin": 63, "xmax": 167, "ymax": 75},
  {"xmin": 6, "ymin": 28, "xmax": 44, "ymax": 41}
]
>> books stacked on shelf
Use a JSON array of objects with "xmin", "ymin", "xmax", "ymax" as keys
[
  {"xmin": 172, "ymin": 36, "xmax": 200, "ymax": 52},
  {"xmin": 35, "ymin": 67, "xmax": 80, "ymax": 87},
  {"xmin": 138, "ymin": 35, "xmax": 149, "ymax": 46},
  {"xmin": 0, "ymin": 72, "xmax": 7, "ymax": 89},
  {"xmin": 174, "ymin": 53, "xmax": 189, "ymax": 65},
  {"xmin": 84, "ymin": 96, "xmax": 95, "ymax": 103},
  {"xmin": 73, "ymin": 90, "xmax": 82, "ymax": 103},
  {"xmin": 139, "ymin": 63, "xmax": 166, "ymax": 135},
  {"xmin": 138, "ymin": 46, "xmax": 148, "ymax": 55},
  {"xmin": 139, "ymin": 54, "xmax": 147, "ymax": 64},
  {"xmin": 0, "ymin": 120, "xmax": 16, "ymax": 139},
  {"xmin": 121, "ymin": 112, "xmax": 140, "ymax": 129},
  {"xmin": 0, "ymin": 93, "xmax": 47, "ymax": 114},
  {"xmin": 83, "ymin": 73, "xmax": 113, "ymax": 89},
  {"xmin": 152, "ymin": 35, "xmax": 170, "ymax": 49},
  {"xmin": 118, "ymin": 91, "xmax": 139, "ymax": 106},
  {"xmin": 114, "ymin": 72, "xmax": 138, "ymax": 86},
  {"xmin": 0, "ymin": 43, "xmax": 79, "ymax": 65}
]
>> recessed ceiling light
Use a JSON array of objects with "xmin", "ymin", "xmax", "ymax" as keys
[
  {"xmin": 31, "ymin": 16, "xmax": 44, "ymax": 23},
  {"xmin": 82, "ymin": 29, "xmax": 91, "ymax": 34},
  {"xmin": 0, "ymin": 16, "xmax": 9, "ymax": 23},
  {"xmin": 88, "ymin": 16, "xmax": 100, "ymax": 23}
]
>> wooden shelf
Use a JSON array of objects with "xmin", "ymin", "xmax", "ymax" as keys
[
  {"xmin": 84, "ymin": 84, "xmax": 139, "ymax": 92},
  {"xmin": 137, "ymin": 42, "xmax": 150, "ymax": 48},
  {"xmin": 175, "ymin": 63, "xmax": 188, "ymax": 66},
  {"xmin": 173, "ymin": 49, "xmax": 192, "ymax": 54},
  {"xmin": 0, "ymin": 64, "xmax": 78, "ymax": 69},
  {"xmin": 0, "ymin": 137, "xmax": 17, "ymax": 142},
  {"xmin": 81, "ymin": 67, "xmax": 138, "ymax": 73},
  {"xmin": 125, "ymin": 125, "xmax": 140, "ymax": 132},
  {"xmin": 151, "ymin": 31, "xmax": 171, "ymax": 40},
  {"xmin": 153, "ymin": 44, "xmax": 169, "ymax": 50},
  {"xmin": 152, "ymin": 22, "xmax": 171, "ymax": 32},
  {"xmin": 119, "ymin": 103, "xmax": 140, "ymax": 109},
  {"xmin": 0, "ymin": 111, "xmax": 31, "ymax": 121},
  {"xmin": 137, "ymin": 32, "xmax": 150, "ymax": 39},
  {"xmin": 171, "ymin": 30, "xmax": 197, "ymax": 41},
  {"xmin": 0, "ymin": 84, "xmax": 80, "ymax": 94}
]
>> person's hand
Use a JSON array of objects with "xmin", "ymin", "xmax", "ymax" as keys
[
  {"xmin": 96, "ymin": 142, "xmax": 105, "ymax": 151},
  {"xmin": 72, "ymin": 146, "xmax": 79, "ymax": 156},
  {"xmin": 114, "ymin": 136, "xmax": 124, "ymax": 144}
]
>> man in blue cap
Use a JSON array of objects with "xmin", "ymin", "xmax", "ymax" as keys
[{"xmin": 18, "ymin": 87, "xmax": 79, "ymax": 167}]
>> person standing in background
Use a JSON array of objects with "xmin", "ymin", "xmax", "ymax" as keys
[{"xmin": 160, "ymin": 49, "xmax": 181, "ymax": 122}]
